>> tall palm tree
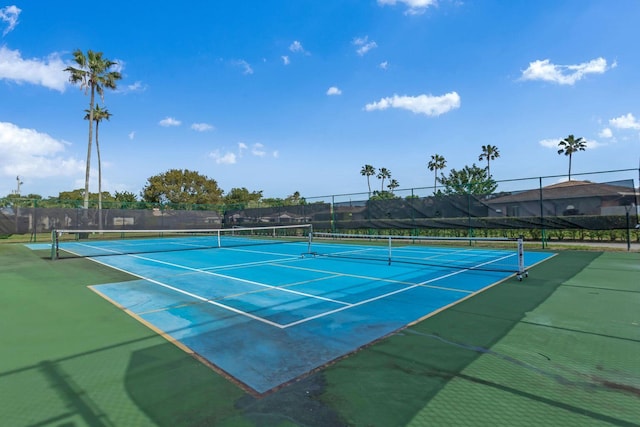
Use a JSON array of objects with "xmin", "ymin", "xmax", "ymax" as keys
[
  {"xmin": 360, "ymin": 164, "xmax": 376, "ymax": 195},
  {"xmin": 65, "ymin": 49, "xmax": 121, "ymax": 212},
  {"xmin": 377, "ymin": 167, "xmax": 391, "ymax": 192},
  {"xmin": 478, "ymin": 144, "xmax": 500, "ymax": 178},
  {"xmin": 557, "ymin": 135, "xmax": 586, "ymax": 180},
  {"xmin": 84, "ymin": 105, "xmax": 112, "ymax": 229},
  {"xmin": 387, "ymin": 179, "xmax": 399, "ymax": 193},
  {"xmin": 427, "ymin": 154, "xmax": 446, "ymax": 194}
]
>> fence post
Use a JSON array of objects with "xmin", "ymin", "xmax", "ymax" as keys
[{"xmin": 331, "ymin": 195, "xmax": 336, "ymax": 233}]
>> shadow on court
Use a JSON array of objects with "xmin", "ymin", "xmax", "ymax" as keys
[{"xmin": 3, "ymin": 244, "xmax": 639, "ymax": 426}]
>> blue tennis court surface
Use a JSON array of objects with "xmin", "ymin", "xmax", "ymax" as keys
[{"xmin": 61, "ymin": 237, "xmax": 554, "ymax": 394}]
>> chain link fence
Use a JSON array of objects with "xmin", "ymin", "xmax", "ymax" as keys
[{"xmin": 2, "ymin": 169, "xmax": 638, "ymax": 245}]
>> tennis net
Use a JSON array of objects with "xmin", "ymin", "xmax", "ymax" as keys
[
  {"xmin": 307, "ymin": 232, "xmax": 527, "ymax": 279},
  {"xmin": 51, "ymin": 224, "xmax": 312, "ymax": 260}
]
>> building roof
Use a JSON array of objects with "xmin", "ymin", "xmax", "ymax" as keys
[{"xmin": 487, "ymin": 180, "xmax": 636, "ymax": 204}]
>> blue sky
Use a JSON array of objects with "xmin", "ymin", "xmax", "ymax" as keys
[{"xmin": 1, "ymin": 0, "xmax": 639, "ymax": 200}]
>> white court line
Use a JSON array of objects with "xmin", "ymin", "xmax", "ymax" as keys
[
  {"xmin": 64, "ymin": 246, "xmax": 288, "ymax": 327},
  {"xmin": 126, "ymin": 253, "xmax": 349, "ymax": 305},
  {"xmin": 71, "ymin": 245, "xmax": 350, "ymax": 312},
  {"xmin": 273, "ymin": 262, "xmax": 473, "ymax": 295},
  {"xmin": 281, "ymin": 253, "xmax": 517, "ymax": 328},
  {"xmin": 69, "ymin": 241, "xmax": 516, "ymax": 330}
]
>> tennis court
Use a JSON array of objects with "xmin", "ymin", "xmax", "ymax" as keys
[{"xmin": 50, "ymin": 227, "xmax": 554, "ymax": 394}]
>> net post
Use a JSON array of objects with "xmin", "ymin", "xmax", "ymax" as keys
[
  {"xmin": 388, "ymin": 235, "xmax": 392, "ymax": 265},
  {"xmin": 307, "ymin": 224, "xmax": 313, "ymax": 254},
  {"xmin": 50, "ymin": 229, "xmax": 58, "ymax": 260},
  {"xmin": 517, "ymin": 235, "xmax": 526, "ymax": 280},
  {"xmin": 217, "ymin": 230, "xmax": 221, "ymax": 248}
]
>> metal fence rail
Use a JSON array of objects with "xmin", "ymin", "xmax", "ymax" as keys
[{"xmin": 2, "ymin": 169, "xmax": 639, "ymax": 248}]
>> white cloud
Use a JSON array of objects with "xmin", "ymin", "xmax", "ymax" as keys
[
  {"xmin": 289, "ymin": 40, "xmax": 307, "ymax": 54},
  {"xmin": 538, "ymin": 138, "xmax": 559, "ymax": 148},
  {"xmin": 115, "ymin": 79, "xmax": 146, "ymax": 94},
  {"xmin": 0, "ymin": 121, "xmax": 83, "ymax": 178},
  {"xmin": 609, "ymin": 113, "xmax": 640, "ymax": 130},
  {"xmin": 365, "ymin": 92, "xmax": 460, "ymax": 116},
  {"xmin": 125, "ymin": 81, "xmax": 146, "ymax": 92},
  {"xmin": 211, "ymin": 141, "xmax": 277, "ymax": 165},
  {"xmin": 209, "ymin": 149, "xmax": 237, "ymax": 165},
  {"xmin": 0, "ymin": 46, "xmax": 69, "ymax": 91},
  {"xmin": 585, "ymin": 139, "xmax": 605, "ymax": 149},
  {"xmin": 232, "ymin": 59, "xmax": 253, "ymax": 75},
  {"xmin": 128, "ymin": 131, "xmax": 135, "ymax": 140},
  {"xmin": 539, "ymin": 137, "xmax": 604, "ymax": 149},
  {"xmin": 191, "ymin": 123, "xmax": 215, "ymax": 132},
  {"xmin": 353, "ymin": 36, "xmax": 378, "ymax": 56},
  {"xmin": 520, "ymin": 57, "xmax": 612, "ymax": 85},
  {"xmin": 0, "ymin": 5, "xmax": 21, "ymax": 36},
  {"xmin": 598, "ymin": 128, "xmax": 613, "ymax": 139},
  {"xmin": 379, "ymin": 61, "xmax": 389, "ymax": 70},
  {"xmin": 251, "ymin": 143, "xmax": 266, "ymax": 157},
  {"xmin": 159, "ymin": 117, "xmax": 181, "ymax": 127},
  {"xmin": 281, "ymin": 55, "xmax": 290, "ymax": 65},
  {"xmin": 377, "ymin": 0, "xmax": 437, "ymax": 15},
  {"xmin": 110, "ymin": 58, "xmax": 125, "ymax": 74},
  {"xmin": 326, "ymin": 86, "xmax": 342, "ymax": 96}
]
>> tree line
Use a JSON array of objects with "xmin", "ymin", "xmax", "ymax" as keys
[
  {"xmin": 364, "ymin": 135, "xmax": 586, "ymax": 197},
  {"xmin": 2, "ymin": 168, "xmax": 306, "ymax": 208}
]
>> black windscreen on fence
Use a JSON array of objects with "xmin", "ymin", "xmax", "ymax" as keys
[
  {"xmin": 225, "ymin": 179, "xmax": 638, "ymax": 232},
  {"xmin": 1, "ymin": 174, "xmax": 638, "ymax": 238}
]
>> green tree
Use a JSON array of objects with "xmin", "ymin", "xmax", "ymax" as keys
[
  {"xmin": 141, "ymin": 169, "xmax": 224, "ymax": 205},
  {"xmin": 360, "ymin": 164, "xmax": 376, "ymax": 196},
  {"xmin": 57, "ymin": 189, "xmax": 113, "ymax": 207},
  {"xmin": 284, "ymin": 191, "xmax": 306, "ymax": 206},
  {"xmin": 224, "ymin": 187, "xmax": 263, "ymax": 207},
  {"xmin": 387, "ymin": 179, "xmax": 399, "ymax": 193},
  {"xmin": 58, "ymin": 189, "xmax": 85, "ymax": 201},
  {"xmin": 377, "ymin": 167, "xmax": 391, "ymax": 192},
  {"xmin": 438, "ymin": 164, "xmax": 497, "ymax": 195},
  {"xmin": 114, "ymin": 191, "xmax": 137, "ymax": 203},
  {"xmin": 557, "ymin": 134, "xmax": 586, "ymax": 181},
  {"xmin": 64, "ymin": 49, "xmax": 122, "ymax": 211},
  {"xmin": 370, "ymin": 190, "xmax": 399, "ymax": 200},
  {"xmin": 261, "ymin": 197, "xmax": 284, "ymax": 207},
  {"xmin": 478, "ymin": 144, "xmax": 500, "ymax": 178},
  {"xmin": 427, "ymin": 154, "xmax": 446, "ymax": 194}
]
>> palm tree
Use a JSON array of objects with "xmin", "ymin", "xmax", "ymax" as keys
[
  {"xmin": 427, "ymin": 154, "xmax": 446, "ymax": 194},
  {"xmin": 65, "ymin": 49, "xmax": 121, "ymax": 212},
  {"xmin": 387, "ymin": 179, "xmax": 399, "ymax": 193},
  {"xmin": 84, "ymin": 105, "xmax": 112, "ymax": 229},
  {"xmin": 478, "ymin": 144, "xmax": 500, "ymax": 178},
  {"xmin": 557, "ymin": 135, "xmax": 586, "ymax": 180},
  {"xmin": 377, "ymin": 167, "xmax": 391, "ymax": 191},
  {"xmin": 360, "ymin": 164, "xmax": 376, "ymax": 195}
]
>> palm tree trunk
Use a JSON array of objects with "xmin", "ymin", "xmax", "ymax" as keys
[
  {"xmin": 568, "ymin": 153, "xmax": 572, "ymax": 181},
  {"xmin": 434, "ymin": 170, "xmax": 437, "ymax": 194},
  {"xmin": 96, "ymin": 121, "xmax": 102, "ymax": 231},
  {"xmin": 84, "ymin": 86, "xmax": 95, "ymax": 214}
]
